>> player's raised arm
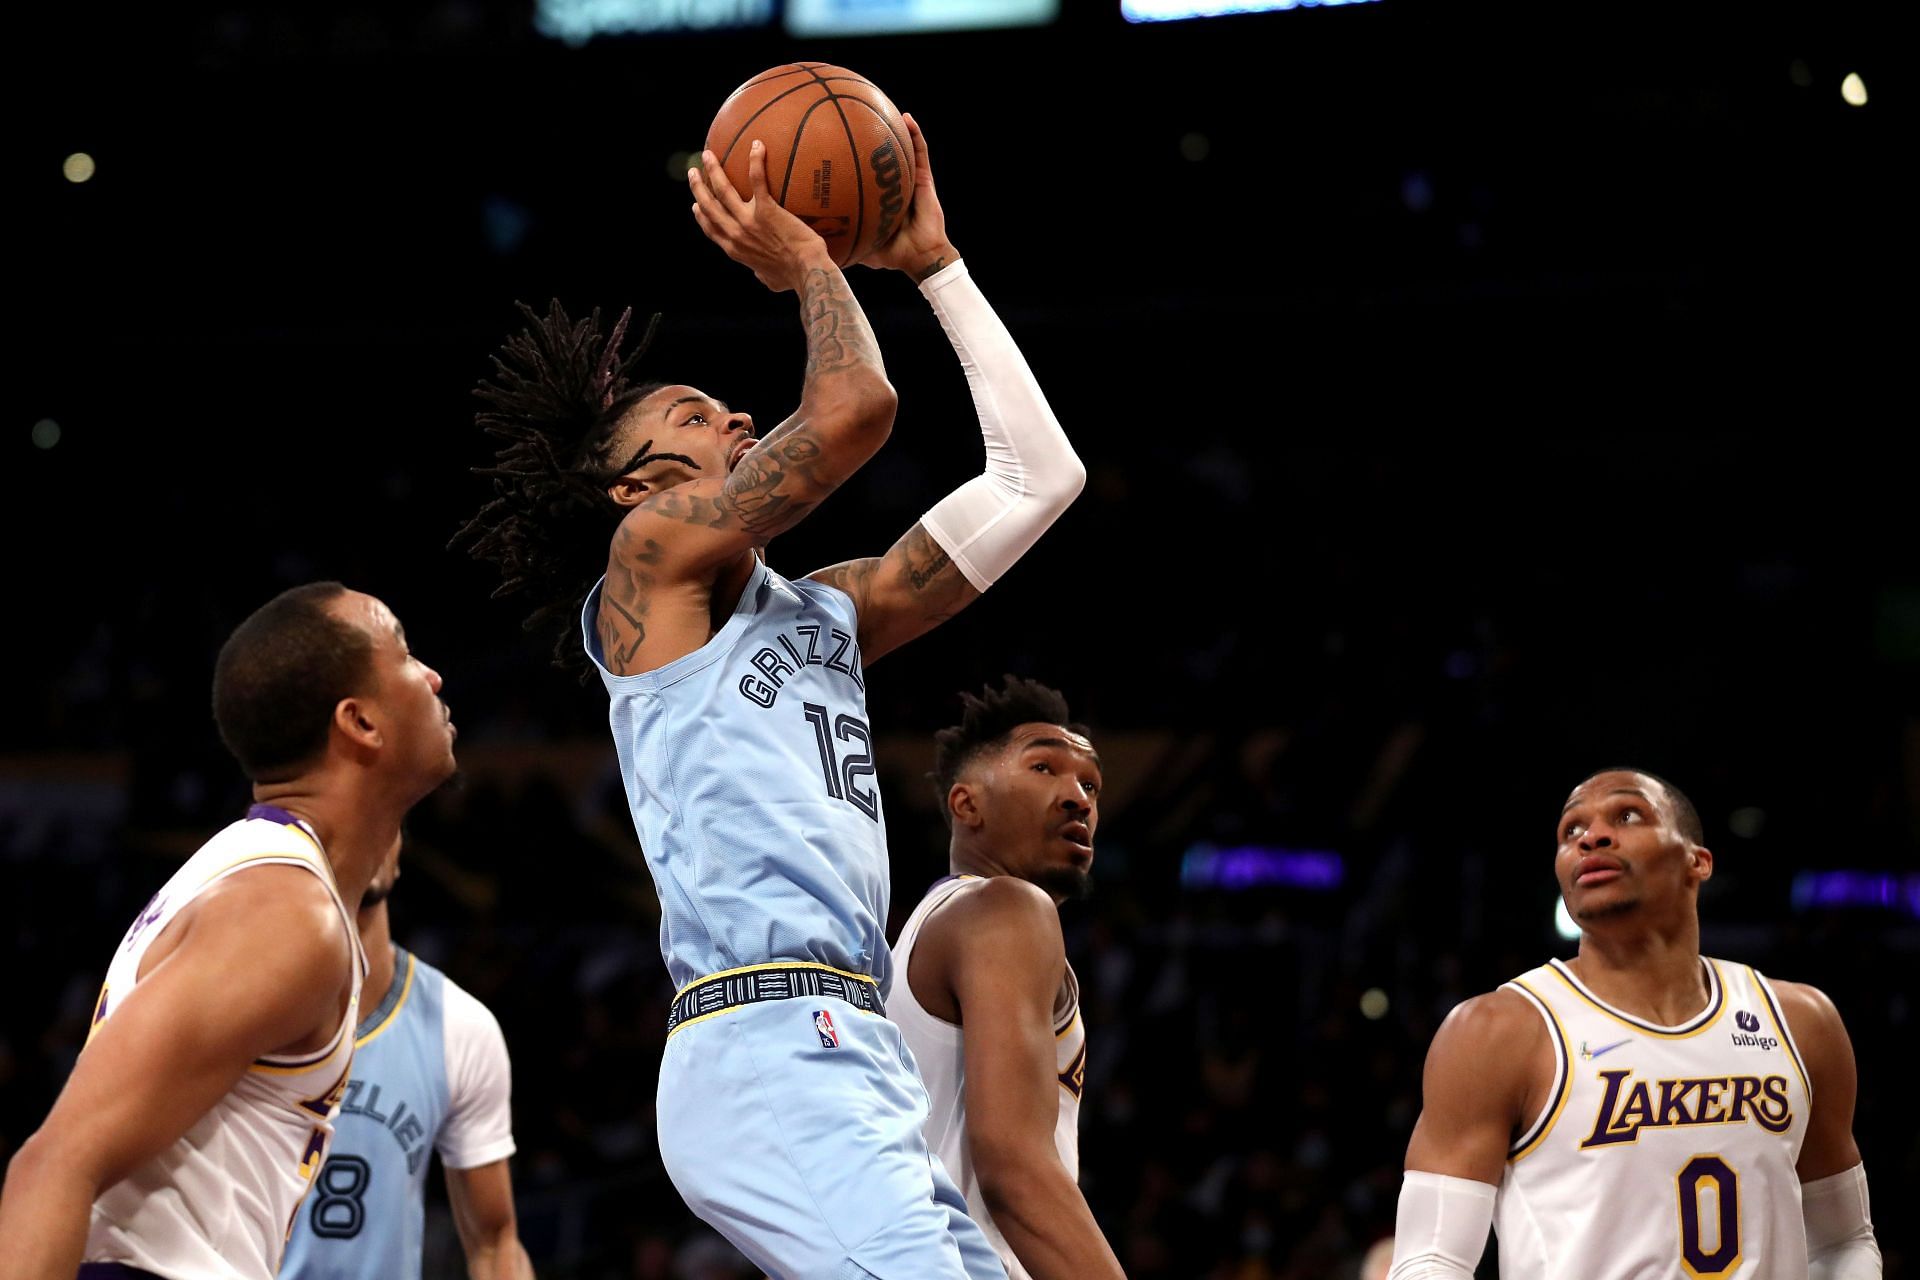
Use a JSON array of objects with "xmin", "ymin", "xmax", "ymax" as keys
[
  {"xmin": 629, "ymin": 139, "xmax": 897, "ymax": 572},
  {"xmin": 1775, "ymin": 982, "xmax": 1883, "ymax": 1277},
  {"xmin": 1387, "ymin": 991, "xmax": 1543, "ymax": 1280},
  {"xmin": 0, "ymin": 869, "xmax": 348, "ymax": 1280},
  {"xmin": 808, "ymin": 115, "xmax": 1084, "ymax": 664}
]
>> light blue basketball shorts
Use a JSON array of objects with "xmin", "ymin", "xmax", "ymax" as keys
[{"xmin": 657, "ymin": 995, "xmax": 1006, "ymax": 1280}]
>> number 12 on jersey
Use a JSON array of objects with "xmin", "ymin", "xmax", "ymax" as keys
[{"xmin": 803, "ymin": 702, "xmax": 879, "ymax": 821}]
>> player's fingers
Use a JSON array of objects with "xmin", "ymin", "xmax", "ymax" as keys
[
  {"xmin": 902, "ymin": 113, "xmax": 932, "ymax": 185},
  {"xmin": 700, "ymin": 150, "xmax": 746, "ymax": 211},
  {"xmin": 745, "ymin": 139, "xmax": 772, "ymax": 203},
  {"xmin": 691, "ymin": 166, "xmax": 743, "ymax": 237}
]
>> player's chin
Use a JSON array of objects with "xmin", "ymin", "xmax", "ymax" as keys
[
  {"xmin": 1570, "ymin": 888, "xmax": 1643, "ymax": 923},
  {"xmin": 1034, "ymin": 864, "xmax": 1093, "ymax": 901}
]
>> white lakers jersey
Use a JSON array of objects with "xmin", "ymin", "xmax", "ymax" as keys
[
  {"xmin": 888, "ymin": 876, "xmax": 1086, "ymax": 1280},
  {"xmin": 1495, "ymin": 956, "xmax": 1812, "ymax": 1279},
  {"xmin": 84, "ymin": 804, "xmax": 364, "ymax": 1280}
]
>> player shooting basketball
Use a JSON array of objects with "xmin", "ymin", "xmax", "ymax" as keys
[
  {"xmin": 455, "ymin": 114, "xmax": 1083, "ymax": 1277},
  {"xmin": 1386, "ymin": 768, "xmax": 1882, "ymax": 1278}
]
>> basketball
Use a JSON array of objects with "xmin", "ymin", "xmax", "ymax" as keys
[{"xmin": 704, "ymin": 63, "xmax": 915, "ymax": 269}]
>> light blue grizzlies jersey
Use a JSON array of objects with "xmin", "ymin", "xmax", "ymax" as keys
[
  {"xmin": 280, "ymin": 948, "xmax": 516, "ymax": 1280},
  {"xmin": 582, "ymin": 558, "xmax": 891, "ymax": 991}
]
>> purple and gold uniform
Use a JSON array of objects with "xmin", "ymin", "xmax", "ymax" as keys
[
  {"xmin": 1494, "ymin": 957, "xmax": 1812, "ymax": 1278},
  {"xmin": 81, "ymin": 805, "xmax": 363, "ymax": 1280}
]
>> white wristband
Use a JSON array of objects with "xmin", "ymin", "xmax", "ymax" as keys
[
  {"xmin": 917, "ymin": 259, "xmax": 1084, "ymax": 591},
  {"xmin": 1385, "ymin": 1171, "xmax": 1496, "ymax": 1280},
  {"xmin": 1804, "ymin": 1163, "xmax": 1882, "ymax": 1280}
]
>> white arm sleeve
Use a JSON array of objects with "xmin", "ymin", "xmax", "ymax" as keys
[
  {"xmin": 1384, "ymin": 1171, "xmax": 1496, "ymax": 1280},
  {"xmin": 437, "ymin": 979, "xmax": 518, "ymax": 1170},
  {"xmin": 916, "ymin": 259, "xmax": 1085, "ymax": 591},
  {"xmin": 1804, "ymin": 1163, "xmax": 1883, "ymax": 1280}
]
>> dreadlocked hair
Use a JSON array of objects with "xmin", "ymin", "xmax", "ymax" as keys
[
  {"xmin": 451, "ymin": 298, "xmax": 665, "ymax": 677},
  {"xmin": 930, "ymin": 675, "xmax": 1090, "ymax": 823}
]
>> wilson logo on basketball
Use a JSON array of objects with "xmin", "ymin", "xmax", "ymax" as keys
[{"xmin": 869, "ymin": 138, "xmax": 905, "ymax": 246}]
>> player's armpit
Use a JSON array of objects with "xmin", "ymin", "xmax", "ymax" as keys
[
  {"xmin": 807, "ymin": 522, "xmax": 982, "ymax": 664},
  {"xmin": 1773, "ymin": 981, "xmax": 1866, "ymax": 1182},
  {"xmin": 1401, "ymin": 989, "xmax": 1547, "ymax": 1186}
]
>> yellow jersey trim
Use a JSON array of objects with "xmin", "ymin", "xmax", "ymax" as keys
[
  {"xmin": 1508, "ymin": 978, "xmax": 1572, "ymax": 1163},
  {"xmin": 1747, "ymin": 966, "xmax": 1811, "ymax": 1101},
  {"xmin": 355, "ymin": 952, "xmax": 418, "ymax": 1048},
  {"xmin": 249, "ymin": 1037, "xmax": 350, "ymax": 1074},
  {"xmin": 1545, "ymin": 957, "xmax": 1727, "ymax": 1038}
]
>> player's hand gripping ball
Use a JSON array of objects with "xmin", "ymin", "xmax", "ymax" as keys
[{"xmin": 704, "ymin": 63, "xmax": 915, "ymax": 268}]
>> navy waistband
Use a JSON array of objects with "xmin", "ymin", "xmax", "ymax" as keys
[{"xmin": 668, "ymin": 962, "xmax": 883, "ymax": 1037}]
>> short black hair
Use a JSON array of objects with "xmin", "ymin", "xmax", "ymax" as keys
[
  {"xmin": 930, "ymin": 675, "xmax": 1090, "ymax": 823},
  {"xmin": 212, "ymin": 582, "xmax": 373, "ymax": 781},
  {"xmin": 1578, "ymin": 766, "xmax": 1706, "ymax": 845}
]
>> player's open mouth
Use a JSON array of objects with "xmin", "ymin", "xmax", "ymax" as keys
[
  {"xmin": 728, "ymin": 437, "xmax": 758, "ymax": 470},
  {"xmin": 1060, "ymin": 822, "xmax": 1093, "ymax": 850}
]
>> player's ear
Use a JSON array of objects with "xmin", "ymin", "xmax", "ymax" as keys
[
  {"xmin": 333, "ymin": 696, "xmax": 382, "ymax": 750},
  {"xmin": 1690, "ymin": 844, "xmax": 1714, "ymax": 884},
  {"xmin": 947, "ymin": 782, "xmax": 983, "ymax": 830},
  {"xmin": 608, "ymin": 474, "xmax": 648, "ymax": 508}
]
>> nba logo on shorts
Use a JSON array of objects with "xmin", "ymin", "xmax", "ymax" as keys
[{"xmin": 814, "ymin": 1009, "xmax": 839, "ymax": 1048}]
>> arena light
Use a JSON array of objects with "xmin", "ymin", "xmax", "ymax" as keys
[
  {"xmin": 1123, "ymin": 0, "xmax": 1380, "ymax": 22},
  {"xmin": 63, "ymin": 153, "xmax": 95, "ymax": 183},
  {"xmin": 1554, "ymin": 898, "xmax": 1580, "ymax": 941},
  {"xmin": 1180, "ymin": 843, "xmax": 1343, "ymax": 891},
  {"xmin": 33, "ymin": 419, "xmax": 62, "ymax": 449},
  {"xmin": 534, "ymin": 0, "xmax": 772, "ymax": 45},
  {"xmin": 1841, "ymin": 73, "xmax": 1868, "ymax": 107},
  {"xmin": 786, "ymin": 0, "xmax": 1056, "ymax": 36},
  {"xmin": 1359, "ymin": 988, "xmax": 1389, "ymax": 1020},
  {"xmin": 1790, "ymin": 870, "xmax": 1919, "ymax": 917}
]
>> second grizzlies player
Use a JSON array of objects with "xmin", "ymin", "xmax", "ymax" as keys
[
  {"xmin": 281, "ymin": 841, "xmax": 529, "ymax": 1280},
  {"xmin": 457, "ymin": 120, "xmax": 1081, "ymax": 1275}
]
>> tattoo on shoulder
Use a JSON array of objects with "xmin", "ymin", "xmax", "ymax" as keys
[
  {"xmin": 811, "ymin": 561, "xmax": 874, "ymax": 611},
  {"xmin": 600, "ymin": 526, "xmax": 665, "ymax": 669}
]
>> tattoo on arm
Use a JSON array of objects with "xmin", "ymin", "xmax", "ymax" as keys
[
  {"xmin": 599, "ymin": 528, "xmax": 664, "ymax": 670},
  {"xmin": 813, "ymin": 524, "xmax": 979, "ymax": 658},
  {"xmin": 799, "ymin": 268, "xmax": 881, "ymax": 378},
  {"xmin": 901, "ymin": 527, "xmax": 953, "ymax": 591}
]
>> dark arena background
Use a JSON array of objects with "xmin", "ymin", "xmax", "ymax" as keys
[{"xmin": 7, "ymin": 0, "xmax": 1910, "ymax": 1276}]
